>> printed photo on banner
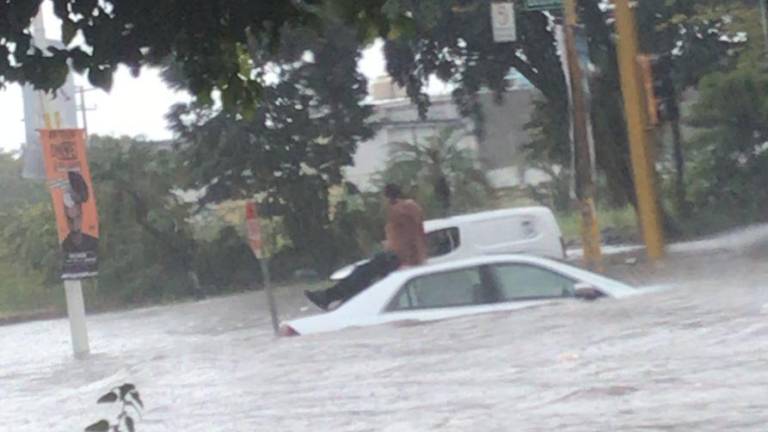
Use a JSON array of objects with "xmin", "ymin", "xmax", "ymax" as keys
[{"xmin": 39, "ymin": 129, "xmax": 99, "ymax": 280}]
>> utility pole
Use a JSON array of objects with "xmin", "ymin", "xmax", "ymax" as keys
[
  {"xmin": 80, "ymin": 87, "xmax": 89, "ymax": 135},
  {"xmin": 563, "ymin": 0, "xmax": 603, "ymax": 271},
  {"xmin": 78, "ymin": 86, "xmax": 97, "ymax": 137},
  {"xmin": 614, "ymin": 0, "xmax": 665, "ymax": 261}
]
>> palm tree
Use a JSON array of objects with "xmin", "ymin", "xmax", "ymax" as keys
[{"xmin": 379, "ymin": 126, "xmax": 493, "ymax": 217}]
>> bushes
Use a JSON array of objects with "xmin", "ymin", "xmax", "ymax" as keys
[
  {"xmin": 193, "ymin": 226, "xmax": 260, "ymax": 294},
  {"xmin": 676, "ymin": 67, "xmax": 768, "ymax": 234}
]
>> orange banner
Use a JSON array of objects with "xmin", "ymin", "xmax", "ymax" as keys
[{"xmin": 40, "ymin": 129, "xmax": 99, "ymax": 279}]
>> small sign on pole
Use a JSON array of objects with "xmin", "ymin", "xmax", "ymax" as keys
[
  {"xmin": 245, "ymin": 201, "xmax": 279, "ymax": 334},
  {"xmin": 491, "ymin": 3, "xmax": 517, "ymax": 43},
  {"xmin": 522, "ymin": 0, "xmax": 563, "ymax": 11},
  {"xmin": 245, "ymin": 202, "xmax": 263, "ymax": 258},
  {"xmin": 40, "ymin": 129, "xmax": 99, "ymax": 280}
]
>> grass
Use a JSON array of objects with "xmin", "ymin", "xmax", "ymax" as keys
[
  {"xmin": 557, "ymin": 206, "xmax": 639, "ymax": 245},
  {"xmin": 0, "ymin": 264, "xmax": 63, "ymax": 317}
]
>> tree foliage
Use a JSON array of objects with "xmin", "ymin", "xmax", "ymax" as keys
[
  {"xmin": 380, "ymin": 1, "xmax": 566, "ymax": 132},
  {"xmin": 88, "ymin": 135, "xmax": 202, "ymax": 302},
  {"xmin": 686, "ymin": 68, "xmax": 768, "ymax": 223},
  {"xmin": 0, "ymin": 136, "xmax": 263, "ymax": 309},
  {"xmin": 168, "ymin": 22, "xmax": 373, "ymax": 274},
  {"xmin": 0, "ymin": 152, "xmax": 59, "ymax": 284},
  {"xmin": 0, "ymin": 0, "xmax": 317, "ymax": 110},
  {"xmin": 379, "ymin": 126, "xmax": 492, "ymax": 217},
  {"xmin": 0, "ymin": 152, "xmax": 47, "ymax": 207}
]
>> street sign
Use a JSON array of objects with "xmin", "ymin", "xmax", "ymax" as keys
[
  {"xmin": 245, "ymin": 201, "xmax": 263, "ymax": 258},
  {"xmin": 522, "ymin": 0, "xmax": 563, "ymax": 11},
  {"xmin": 491, "ymin": 3, "xmax": 517, "ymax": 42}
]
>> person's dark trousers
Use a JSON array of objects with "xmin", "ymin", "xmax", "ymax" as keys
[{"xmin": 305, "ymin": 252, "xmax": 400, "ymax": 310}]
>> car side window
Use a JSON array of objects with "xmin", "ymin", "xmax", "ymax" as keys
[
  {"xmin": 388, "ymin": 266, "xmax": 490, "ymax": 311},
  {"xmin": 491, "ymin": 264, "xmax": 575, "ymax": 301},
  {"xmin": 426, "ymin": 227, "xmax": 461, "ymax": 258}
]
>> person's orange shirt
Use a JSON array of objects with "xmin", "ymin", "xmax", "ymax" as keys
[{"xmin": 385, "ymin": 199, "xmax": 427, "ymax": 267}]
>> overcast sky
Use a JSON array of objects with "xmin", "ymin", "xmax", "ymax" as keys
[{"xmin": 0, "ymin": 32, "xmax": 389, "ymax": 153}]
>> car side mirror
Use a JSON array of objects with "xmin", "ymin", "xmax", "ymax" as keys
[{"xmin": 574, "ymin": 282, "xmax": 604, "ymax": 301}]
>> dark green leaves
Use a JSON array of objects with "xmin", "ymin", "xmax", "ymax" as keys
[
  {"xmin": 62, "ymin": 18, "xmax": 77, "ymax": 46},
  {"xmin": 125, "ymin": 417, "xmax": 135, "ymax": 432},
  {"xmin": 71, "ymin": 0, "xmax": 98, "ymax": 17},
  {"xmin": 97, "ymin": 391, "xmax": 118, "ymax": 404},
  {"xmin": 131, "ymin": 390, "xmax": 144, "ymax": 409},
  {"xmin": 0, "ymin": 0, "xmax": 310, "ymax": 107},
  {"xmin": 84, "ymin": 420, "xmax": 110, "ymax": 432},
  {"xmin": 88, "ymin": 66, "xmax": 114, "ymax": 91},
  {"xmin": 118, "ymin": 384, "xmax": 136, "ymax": 399},
  {"xmin": 85, "ymin": 383, "xmax": 143, "ymax": 432}
]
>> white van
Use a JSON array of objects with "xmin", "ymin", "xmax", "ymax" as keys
[{"xmin": 330, "ymin": 206, "xmax": 565, "ymax": 280}]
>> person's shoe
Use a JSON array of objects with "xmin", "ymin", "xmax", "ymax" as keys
[{"xmin": 304, "ymin": 290, "xmax": 330, "ymax": 311}]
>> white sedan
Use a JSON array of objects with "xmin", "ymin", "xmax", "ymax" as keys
[{"xmin": 279, "ymin": 254, "xmax": 640, "ymax": 337}]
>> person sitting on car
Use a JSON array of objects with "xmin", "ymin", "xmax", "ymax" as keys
[{"xmin": 304, "ymin": 183, "xmax": 428, "ymax": 310}]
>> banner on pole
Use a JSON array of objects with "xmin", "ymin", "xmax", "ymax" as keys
[
  {"xmin": 245, "ymin": 201, "xmax": 263, "ymax": 258},
  {"xmin": 40, "ymin": 129, "xmax": 99, "ymax": 279}
]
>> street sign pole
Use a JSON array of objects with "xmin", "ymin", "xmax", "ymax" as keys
[
  {"xmin": 246, "ymin": 202, "xmax": 279, "ymax": 334},
  {"xmin": 260, "ymin": 258, "xmax": 279, "ymax": 334}
]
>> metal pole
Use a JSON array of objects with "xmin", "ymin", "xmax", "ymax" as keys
[
  {"xmin": 260, "ymin": 258, "xmax": 279, "ymax": 334},
  {"xmin": 63, "ymin": 279, "xmax": 90, "ymax": 358},
  {"xmin": 614, "ymin": 0, "xmax": 665, "ymax": 261},
  {"xmin": 563, "ymin": 0, "xmax": 603, "ymax": 271},
  {"xmin": 79, "ymin": 87, "xmax": 89, "ymax": 135}
]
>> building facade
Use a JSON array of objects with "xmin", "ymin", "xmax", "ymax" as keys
[{"xmin": 346, "ymin": 76, "xmax": 549, "ymax": 192}]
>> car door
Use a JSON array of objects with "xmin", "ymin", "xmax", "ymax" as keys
[
  {"xmin": 376, "ymin": 265, "xmax": 504, "ymax": 324},
  {"xmin": 379, "ymin": 261, "xmax": 580, "ymax": 325},
  {"xmin": 486, "ymin": 262, "xmax": 577, "ymax": 309}
]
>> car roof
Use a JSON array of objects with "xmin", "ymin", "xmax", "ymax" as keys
[{"xmin": 424, "ymin": 206, "xmax": 553, "ymax": 232}]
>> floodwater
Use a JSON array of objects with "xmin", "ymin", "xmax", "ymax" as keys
[{"xmin": 2, "ymin": 236, "xmax": 768, "ymax": 431}]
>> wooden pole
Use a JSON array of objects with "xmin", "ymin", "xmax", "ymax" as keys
[{"xmin": 563, "ymin": 0, "xmax": 603, "ymax": 271}]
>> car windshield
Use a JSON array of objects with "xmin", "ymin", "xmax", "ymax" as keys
[{"xmin": 1, "ymin": 0, "xmax": 764, "ymax": 430}]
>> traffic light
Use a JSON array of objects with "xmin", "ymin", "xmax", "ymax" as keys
[
  {"xmin": 652, "ymin": 55, "xmax": 678, "ymax": 122},
  {"xmin": 638, "ymin": 54, "xmax": 678, "ymax": 125}
]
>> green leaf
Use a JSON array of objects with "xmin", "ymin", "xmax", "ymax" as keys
[
  {"xmin": 118, "ymin": 383, "xmax": 136, "ymax": 399},
  {"xmin": 84, "ymin": 420, "xmax": 110, "ymax": 432},
  {"xmin": 381, "ymin": 0, "xmax": 403, "ymax": 20},
  {"xmin": 62, "ymin": 19, "xmax": 77, "ymax": 45},
  {"xmin": 130, "ymin": 390, "xmax": 144, "ymax": 409},
  {"xmin": 70, "ymin": 48, "xmax": 91, "ymax": 73},
  {"xmin": 97, "ymin": 392, "xmax": 118, "ymax": 404},
  {"xmin": 125, "ymin": 417, "xmax": 135, "ymax": 432},
  {"xmin": 88, "ymin": 66, "xmax": 114, "ymax": 91},
  {"xmin": 195, "ymin": 88, "xmax": 213, "ymax": 106}
]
